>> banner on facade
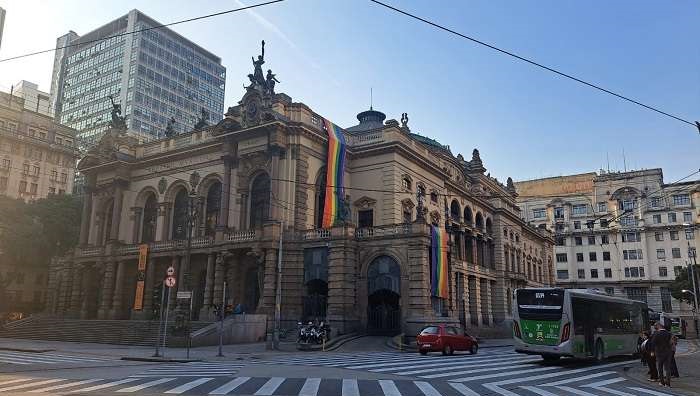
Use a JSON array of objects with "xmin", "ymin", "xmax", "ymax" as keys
[
  {"xmin": 430, "ymin": 225, "xmax": 449, "ymax": 298},
  {"xmin": 321, "ymin": 118, "xmax": 346, "ymax": 228},
  {"xmin": 134, "ymin": 244, "xmax": 148, "ymax": 311}
]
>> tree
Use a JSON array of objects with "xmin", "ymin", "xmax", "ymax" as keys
[{"xmin": 670, "ymin": 265, "xmax": 699, "ymax": 306}]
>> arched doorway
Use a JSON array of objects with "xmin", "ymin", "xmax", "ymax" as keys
[
  {"xmin": 367, "ymin": 255, "xmax": 401, "ymax": 335},
  {"xmin": 204, "ymin": 182, "xmax": 221, "ymax": 237}
]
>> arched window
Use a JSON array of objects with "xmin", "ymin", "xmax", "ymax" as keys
[
  {"xmin": 475, "ymin": 212, "xmax": 484, "ymax": 230},
  {"xmin": 464, "ymin": 207, "xmax": 473, "ymax": 225},
  {"xmin": 485, "ymin": 218, "xmax": 493, "ymax": 235},
  {"xmin": 249, "ymin": 173, "xmax": 270, "ymax": 228},
  {"xmin": 450, "ymin": 200, "xmax": 461, "ymax": 222},
  {"xmin": 315, "ymin": 169, "xmax": 326, "ymax": 228},
  {"xmin": 204, "ymin": 182, "xmax": 221, "ymax": 237},
  {"xmin": 141, "ymin": 193, "xmax": 158, "ymax": 243},
  {"xmin": 172, "ymin": 188, "xmax": 189, "ymax": 240},
  {"xmin": 102, "ymin": 199, "xmax": 114, "ymax": 244},
  {"xmin": 401, "ymin": 177, "xmax": 412, "ymax": 191}
]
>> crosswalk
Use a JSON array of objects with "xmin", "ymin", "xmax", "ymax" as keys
[
  {"xmin": 128, "ymin": 362, "xmax": 246, "ymax": 378},
  {"xmin": 0, "ymin": 351, "xmax": 113, "ymax": 366}
]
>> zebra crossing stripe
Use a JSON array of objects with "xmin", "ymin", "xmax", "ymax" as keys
[
  {"xmin": 342, "ymin": 379, "xmax": 360, "ymax": 396},
  {"xmin": 0, "ymin": 357, "xmax": 31, "ymax": 365},
  {"xmin": 594, "ymin": 387, "xmax": 636, "ymax": 396},
  {"xmin": 399, "ymin": 357, "xmax": 537, "ymax": 376},
  {"xmin": 164, "ymin": 378, "xmax": 214, "ymax": 394},
  {"xmin": 0, "ymin": 378, "xmax": 35, "ymax": 387},
  {"xmin": 116, "ymin": 378, "xmax": 176, "ymax": 393},
  {"xmin": 582, "ymin": 377, "xmax": 626, "ymax": 388},
  {"xmin": 298, "ymin": 378, "xmax": 321, "ymax": 396},
  {"xmin": 0, "ymin": 379, "xmax": 66, "ymax": 392},
  {"xmin": 627, "ymin": 387, "xmax": 676, "ymax": 396},
  {"xmin": 0, "ymin": 352, "xmax": 101, "ymax": 363},
  {"xmin": 448, "ymin": 383, "xmax": 480, "ymax": 396},
  {"xmin": 254, "ymin": 377, "xmax": 285, "ymax": 395},
  {"xmin": 556, "ymin": 385, "xmax": 600, "ymax": 395},
  {"xmin": 540, "ymin": 371, "xmax": 617, "ymax": 387},
  {"xmin": 378, "ymin": 380, "xmax": 401, "ymax": 396},
  {"xmin": 413, "ymin": 381, "xmax": 441, "ymax": 396},
  {"xmin": 0, "ymin": 354, "xmax": 66, "ymax": 364},
  {"xmin": 28, "ymin": 379, "xmax": 103, "ymax": 393},
  {"xmin": 67, "ymin": 378, "xmax": 141, "ymax": 393},
  {"xmin": 426, "ymin": 364, "xmax": 554, "ymax": 380},
  {"xmin": 360, "ymin": 353, "xmax": 528, "ymax": 371},
  {"xmin": 209, "ymin": 377, "xmax": 250, "ymax": 395},
  {"xmin": 519, "ymin": 386, "xmax": 561, "ymax": 396}
]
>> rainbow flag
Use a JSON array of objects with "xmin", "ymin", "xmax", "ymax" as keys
[
  {"xmin": 431, "ymin": 225, "xmax": 449, "ymax": 298},
  {"xmin": 321, "ymin": 117, "xmax": 346, "ymax": 228}
]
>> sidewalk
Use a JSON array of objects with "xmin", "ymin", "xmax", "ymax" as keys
[{"xmin": 623, "ymin": 340, "xmax": 700, "ymax": 396}]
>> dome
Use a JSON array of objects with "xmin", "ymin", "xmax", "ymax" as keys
[{"xmin": 346, "ymin": 107, "xmax": 387, "ymax": 132}]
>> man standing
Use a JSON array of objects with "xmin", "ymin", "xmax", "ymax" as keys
[{"xmin": 653, "ymin": 321, "xmax": 673, "ymax": 387}]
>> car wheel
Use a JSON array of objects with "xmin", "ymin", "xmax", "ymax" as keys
[
  {"xmin": 443, "ymin": 345, "xmax": 453, "ymax": 356},
  {"xmin": 470, "ymin": 344, "xmax": 478, "ymax": 355},
  {"xmin": 419, "ymin": 350, "xmax": 428, "ymax": 356},
  {"xmin": 542, "ymin": 354, "xmax": 560, "ymax": 362},
  {"xmin": 594, "ymin": 339, "xmax": 605, "ymax": 363}
]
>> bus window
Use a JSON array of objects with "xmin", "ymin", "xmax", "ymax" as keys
[{"xmin": 516, "ymin": 289, "xmax": 564, "ymax": 320}]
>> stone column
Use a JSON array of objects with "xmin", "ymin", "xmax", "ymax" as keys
[
  {"xmin": 142, "ymin": 256, "xmax": 157, "ymax": 317},
  {"xmin": 57, "ymin": 266, "xmax": 72, "ymax": 316},
  {"xmin": 97, "ymin": 261, "xmax": 116, "ymax": 319},
  {"xmin": 480, "ymin": 279, "xmax": 491, "ymax": 326},
  {"xmin": 159, "ymin": 203, "xmax": 172, "ymax": 241},
  {"xmin": 131, "ymin": 207, "xmax": 143, "ymax": 244},
  {"xmin": 472, "ymin": 237, "xmax": 478, "ymax": 265},
  {"xmin": 109, "ymin": 183, "xmax": 125, "ymax": 242},
  {"xmin": 79, "ymin": 192, "xmax": 93, "ymax": 245},
  {"xmin": 200, "ymin": 253, "xmax": 216, "ymax": 319},
  {"xmin": 326, "ymin": 226, "xmax": 359, "ymax": 333},
  {"xmin": 68, "ymin": 265, "xmax": 83, "ymax": 318},
  {"xmin": 260, "ymin": 247, "xmax": 278, "ymax": 314},
  {"xmin": 217, "ymin": 156, "xmax": 233, "ymax": 236},
  {"xmin": 109, "ymin": 260, "xmax": 126, "ymax": 319},
  {"xmin": 269, "ymin": 145, "xmax": 282, "ymax": 221},
  {"xmin": 212, "ymin": 253, "xmax": 225, "ymax": 310},
  {"xmin": 79, "ymin": 265, "xmax": 92, "ymax": 319},
  {"xmin": 467, "ymin": 276, "xmax": 481, "ymax": 326}
]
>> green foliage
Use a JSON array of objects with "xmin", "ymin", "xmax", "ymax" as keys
[
  {"xmin": 670, "ymin": 264, "xmax": 699, "ymax": 305},
  {"xmin": 0, "ymin": 194, "xmax": 82, "ymax": 270}
]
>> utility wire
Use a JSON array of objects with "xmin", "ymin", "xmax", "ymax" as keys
[
  {"xmin": 369, "ymin": 0, "xmax": 699, "ymax": 132},
  {"xmin": 0, "ymin": 0, "xmax": 286, "ymax": 63}
]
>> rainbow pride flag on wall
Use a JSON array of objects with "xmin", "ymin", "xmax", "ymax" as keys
[
  {"xmin": 431, "ymin": 225, "xmax": 449, "ymax": 298},
  {"xmin": 321, "ymin": 118, "xmax": 346, "ymax": 228}
]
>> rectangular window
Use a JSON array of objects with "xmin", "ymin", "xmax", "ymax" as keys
[
  {"xmin": 48, "ymin": 187, "xmax": 56, "ymax": 194},
  {"xmin": 630, "ymin": 267, "xmax": 639, "ymax": 277},
  {"xmin": 668, "ymin": 212, "xmax": 677, "ymax": 223},
  {"xmin": 1, "ymin": 159, "xmax": 9, "ymax": 169},
  {"xmin": 601, "ymin": 235, "xmax": 609, "ymax": 244},
  {"xmin": 588, "ymin": 236, "xmax": 596, "ymax": 245},
  {"xmin": 555, "ymin": 236, "xmax": 566, "ymax": 246},
  {"xmin": 0, "ymin": 177, "xmax": 7, "ymax": 190},
  {"xmin": 622, "ymin": 232, "xmax": 641, "ymax": 242},
  {"xmin": 589, "ymin": 252, "xmax": 597, "ymax": 261},
  {"xmin": 672, "ymin": 248, "xmax": 681, "ymax": 259},
  {"xmin": 597, "ymin": 202, "xmax": 607, "ymax": 212},
  {"xmin": 586, "ymin": 220, "xmax": 594, "ymax": 229},
  {"xmin": 556, "ymin": 270, "xmax": 568, "ymax": 280},
  {"xmin": 684, "ymin": 212, "xmax": 693, "ymax": 223},
  {"xmin": 575, "ymin": 236, "xmax": 582, "ymax": 246},
  {"xmin": 576, "ymin": 253, "xmax": 584, "ymax": 262},
  {"xmin": 603, "ymin": 251, "xmax": 610, "ymax": 261},
  {"xmin": 686, "ymin": 229, "xmax": 695, "ymax": 240},
  {"xmin": 670, "ymin": 231, "xmax": 679, "ymax": 240},
  {"xmin": 577, "ymin": 269, "xmax": 585, "ymax": 279},
  {"xmin": 590, "ymin": 269, "xmax": 598, "ymax": 278},
  {"xmin": 690, "ymin": 247, "xmax": 697, "ymax": 259},
  {"xmin": 358, "ymin": 209, "xmax": 373, "ymax": 228},
  {"xmin": 555, "ymin": 223, "xmax": 565, "ymax": 232},
  {"xmin": 674, "ymin": 266, "xmax": 683, "ymax": 277},
  {"xmin": 672, "ymin": 194, "xmax": 690, "ymax": 206},
  {"xmin": 18, "ymin": 180, "xmax": 27, "ymax": 193},
  {"xmin": 653, "ymin": 214, "xmax": 662, "ymax": 224},
  {"xmin": 600, "ymin": 219, "xmax": 609, "ymax": 228},
  {"xmin": 574, "ymin": 221, "xmax": 581, "ymax": 230},
  {"xmin": 604, "ymin": 269, "xmax": 612, "ymax": 278},
  {"xmin": 556, "ymin": 253, "xmax": 568, "ymax": 263},
  {"xmin": 554, "ymin": 207, "xmax": 564, "ymax": 219},
  {"xmin": 532, "ymin": 208, "xmax": 546, "ymax": 219},
  {"xmin": 572, "ymin": 204, "xmax": 587, "ymax": 215},
  {"xmin": 624, "ymin": 267, "xmax": 630, "ymax": 277},
  {"xmin": 60, "ymin": 173, "xmax": 68, "ymax": 183},
  {"xmin": 620, "ymin": 216, "xmax": 637, "ymax": 227},
  {"xmin": 626, "ymin": 287, "xmax": 647, "ymax": 303},
  {"xmin": 32, "ymin": 166, "xmax": 39, "ymax": 176},
  {"xmin": 619, "ymin": 199, "xmax": 636, "ymax": 211},
  {"xmin": 657, "ymin": 249, "xmax": 666, "ymax": 260},
  {"xmin": 29, "ymin": 183, "xmax": 37, "ymax": 194},
  {"xmin": 650, "ymin": 197, "xmax": 661, "ymax": 208},
  {"xmin": 659, "ymin": 267, "xmax": 668, "ymax": 277},
  {"xmin": 22, "ymin": 163, "xmax": 30, "ymax": 174},
  {"xmin": 655, "ymin": 232, "xmax": 664, "ymax": 241},
  {"xmin": 605, "ymin": 287, "xmax": 614, "ymax": 295}
]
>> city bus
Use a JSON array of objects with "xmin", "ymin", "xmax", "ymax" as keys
[
  {"xmin": 649, "ymin": 312, "xmax": 684, "ymax": 338},
  {"xmin": 512, "ymin": 288, "xmax": 648, "ymax": 362}
]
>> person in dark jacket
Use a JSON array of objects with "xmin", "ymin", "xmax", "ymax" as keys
[
  {"xmin": 670, "ymin": 335, "xmax": 679, "ymax": 378},
  {"xmin": 644, "ymin": 331, "xmax": 658, "ymax": 382},
  {"xmin": 653, "ymin": 321, "xmax": 673, "ymax": 387}
]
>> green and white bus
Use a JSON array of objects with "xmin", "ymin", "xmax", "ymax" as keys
[{"xmin": 512, "ymin": 288, "xmax": 648, "ymax": 361}]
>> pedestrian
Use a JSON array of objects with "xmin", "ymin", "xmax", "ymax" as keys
[
  {"xmin": 639, "ymin": 331, "xmax": 649, "ymax": 366},
  {"xmin": 670, "ymin": 335, "xmax": 679, "ymax": 378},
  {"xmin": 645, "ymin": 331, "xmax": 658, "ymax": 382},
  {"xmin": 653, "ymin": 321, "xmax": 673, "ymax": 387}
]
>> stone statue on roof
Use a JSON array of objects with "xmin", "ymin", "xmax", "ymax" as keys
[
  {"xmin": 251, "ymin": 40, "xmax": 266, "ymax": 87},
  {"xmin": 107, "ymin": 95, "xmax": 127, "ymax": 131}
]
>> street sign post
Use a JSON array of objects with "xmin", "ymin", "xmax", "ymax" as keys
[{"xmin": 162, "ymin": 275, "xmax": 175, "ymax": 358}]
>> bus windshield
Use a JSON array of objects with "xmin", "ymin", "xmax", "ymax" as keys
[{"xmin": 516, "ymin": 289, "xmax": 564, "ymax": 320}]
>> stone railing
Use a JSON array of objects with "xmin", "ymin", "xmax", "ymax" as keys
[
  {"xmin": 151, "ymin": 240, "xmax": 179, "ymax": 252},
  {"xmin": 192, "ymin": 236, "xmax": 214, "ymax": 248},
  {"xmin": 226, "ymin": 230, "xmax": 257, "ymax": 242},
  {"xmin": 116, "ymin": 244, "xmax": 140, "ymax": 255},
  {"xmin": 355, "ymin": 224, "xmax": 411, "ymax": 239},
  {"xmin": 77, "ymin": 246, "xmax": 104, "ymax": 257},
  {"xmin": 348, "ymin": 130, "xmax": 384, "ymax": 147},
  {"xmin": 302, "ymin": 228, "xmax": 331, "ymax": 240}
]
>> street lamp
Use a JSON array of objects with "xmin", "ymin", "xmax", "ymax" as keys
[{"xmin": 682, "ymin": 223, "xmax": 699, "ymax": 338}]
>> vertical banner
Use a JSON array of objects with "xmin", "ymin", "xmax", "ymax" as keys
[
  {"xmin": 321, "ymin": 118, "xmax": 346, "ymax": 228},
  {"xmin": 431, "ymin": 225, "xmax": 449, "ymax": 298},
  {"xmin": 134, "ymin": 244, "xmax": 148, "ymax": 310}
]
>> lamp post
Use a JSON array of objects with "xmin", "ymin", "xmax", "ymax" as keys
[
  {"xmin": 682, "ymin": 223, "xmax": 699, "ymax": 338},
  {"xmin": 273, "ymin": 219, "xmax": 284, "ymax": 350}
]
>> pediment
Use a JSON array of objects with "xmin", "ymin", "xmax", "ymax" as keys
[{"xmin": 354, "ymin": 196, "xmax": 377, "ymax": 208}]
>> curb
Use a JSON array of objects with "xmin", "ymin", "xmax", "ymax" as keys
[
  {"xmin": 120, "ymin": 357, "xmax": 201, "ymax": 363},
  {"xmin": 0, "ymin": 347, "xmax": 55, "ymax": 353}
]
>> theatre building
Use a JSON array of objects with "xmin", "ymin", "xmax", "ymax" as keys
[{"xmin": 44, "ymin": 49, "xmax": 554, "ymax": 338}]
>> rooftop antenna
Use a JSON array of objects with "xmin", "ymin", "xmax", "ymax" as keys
[
  {"xmin": 622, "ymin": 149, "xmax": 627, "ymax": 172},
  {"xmin": 606, "ymin": 152, "xmax": 610, "ymax": 172},
  {"xmin": 370, "ymin": 87, "xmax": 373, "ymax": 110}
]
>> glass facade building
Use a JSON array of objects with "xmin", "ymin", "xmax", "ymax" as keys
[{"xmin": 50, "ymin": 9, "xmax": 225, "ymax": 146}]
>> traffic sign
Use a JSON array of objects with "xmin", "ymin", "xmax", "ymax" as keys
[
  {"xmin": 166, "ymin": 266, "xmax": 175, "ymax": 276},
  {"xmin": 165, "ymin": 276, "xmax": 176, "ymax": 288},
  {"xmin": 177, "ymin": 291, "xmax": 192, "ymax": 299}
]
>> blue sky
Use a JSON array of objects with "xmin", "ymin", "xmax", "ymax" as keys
[{"xmin": 1, "ymin": 0, "xmax": 697, "ymax": 182}]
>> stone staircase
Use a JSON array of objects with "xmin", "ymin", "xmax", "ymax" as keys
[{"xmin": 0, "ymin": 317, "xmax": 213, "ymax": 346}]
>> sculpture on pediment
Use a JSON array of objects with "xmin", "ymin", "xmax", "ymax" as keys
[
  {"xmin": 164, "ymin": 117, "xmax": 176, "ymax": 137},
  {"xmin": 107, "ymin": 95, "xmax": 127, "ymax": 131},
  {"xmin": 194, "ymin": 108, "xmax": 209, "ymax": 131}
]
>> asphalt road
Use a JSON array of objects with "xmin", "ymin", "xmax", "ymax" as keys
[{"xmin": 0, "ymin": 340, "xmax": 691, "ymax": 396}]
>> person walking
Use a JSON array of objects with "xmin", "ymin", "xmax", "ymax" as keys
[
  {"xmin": 645, "ymin": 331, "xmax": 658, "ymax": 382},
  {"xmin": 653, "ymin": 321, "xmax": 673, "ymax": 387},
  {"xmin": 670, "ymin": 335, "xmax": 679, "ymax": 378}
]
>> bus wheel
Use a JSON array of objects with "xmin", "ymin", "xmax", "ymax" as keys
[
  {"xmin": 542, "ymin": 354, "xmax": 560, "ymax": 362},
  {"xmin": 594, "ymin": 340, "xmax": 605, "ymax": 363}
]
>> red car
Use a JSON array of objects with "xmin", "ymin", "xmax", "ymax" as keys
[{"xmin": 416, "ymin": 325, "xmax": 479, "ymax": 355}]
